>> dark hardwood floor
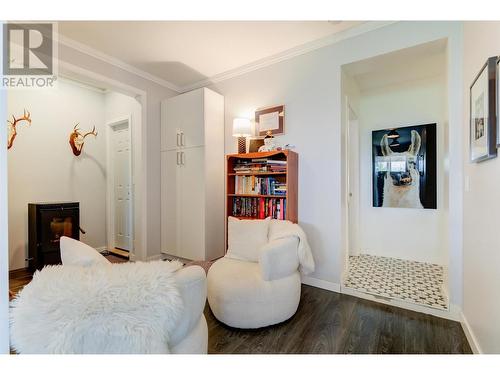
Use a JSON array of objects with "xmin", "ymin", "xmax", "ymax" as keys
[
  {"xmin": 205, "ymin": 285, "xmax": 472, "ymax": 354},
  {"xmin": 8, "ymin": 254, "xmax": 127, "ymax": 297},
  {"xmin": 10, "ymin": 261, "xmax": 472, "ymax": 354}
]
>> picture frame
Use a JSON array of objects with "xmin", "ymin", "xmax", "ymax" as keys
[
  {"xmin": 372, "ymin": 123, "xmax": 437, "ymax": 209},
  {"xmin": 497, "ymin": 57, "xmax": 500, "ymax": 147},
  {"xmin": 255, "ymin": 105, "xmax": 285, "ymax": 136},
  {"xmin": 248, "ymin": 138, "xmax": 265, "ymax": 153},
  {"xmin": 470, "ymin": 56, "xmax": 497, "ymax": 162}
]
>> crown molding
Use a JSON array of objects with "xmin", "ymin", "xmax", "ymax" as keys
[
  {"xmin": 179, "ymin": 21, "xmax": 397, "ymax": 92},
  {"xmin": 57, "ymin": 34, "xmax": 182, "ymax": 93},
  {"xmin": 57, "ymin": 21, "xmax": 396, "ymax": 95}
]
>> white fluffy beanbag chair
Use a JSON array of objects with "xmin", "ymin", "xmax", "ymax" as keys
[{"xmin": 10, "ymin": 260, "xmax": 185, "ymax": 354}]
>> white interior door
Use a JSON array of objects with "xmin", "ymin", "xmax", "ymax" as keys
[
  {"xmin": 178, "ymin": 89, "xmax": 204, "ymax": 148},
  {"xmin": 161, "ymin": 98, "xmax": 181, "ymax": 151},
  {"xmin": 161, "ymin": 149, "xmax": 181, "ymax": 256},
  {"xmin": 112, "ymin": 122, "xmax": 133, "ymax": 251},
  {"xmin": 179, "ymin": 147, "xmax": 205, "ymax": 260},
  {"xmin": 347, "ymin": 107, "xmax": 360, "ymax": 257}
]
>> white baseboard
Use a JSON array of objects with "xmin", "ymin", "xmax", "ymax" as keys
[
  {"xmin": 341, "ymin": 285, "xmax": 461, "ymax": 322},
  {"xmin": 146, "ymin": 254, "xmax": 165, "ymax": 262},
  {"xmin": 460, "ymin": 311, "xmax": 482, "ymax": 354},
  {"xmin": 301, "ymin": 276, "xmax": 341, "ymax": 293}
]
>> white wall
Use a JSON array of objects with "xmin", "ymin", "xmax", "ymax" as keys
[
  {"xmin": 462, "ymin": 21, "xmax": 500, "ymax": 354},
  {"xmin": 0, "ymin": 25, "xmax": 10, "ymax": 351},
  {"xmin": 208, "ymin": 22, "xmax": 463, "ymax": 307},
  {"xmin": 356, "ymin": 75, "xmax": 448, "ymax": 265},
  {"xmin": 58, "ymin": 42, "xmax": 178, "ymax": 259},
  {"xmin": 7, "ymin": 80, "xmax": 107, "ymax": 270}
]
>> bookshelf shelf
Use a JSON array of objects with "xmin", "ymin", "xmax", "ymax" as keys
[
  {"xmin": 228, "ymin": 194, "xmax": 287, "ymax": 198},
  {"xmin": 226, "ymin": 150, "xmax": 298, "ymax": 224},
  {"xmin": 228, "ymin": 171, "xmax": 287, "ymax": 176}
]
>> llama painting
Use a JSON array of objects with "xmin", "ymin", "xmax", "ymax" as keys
[{"xmin": 372, "ymin": 124, "xmax": 436, "ymax": 209}]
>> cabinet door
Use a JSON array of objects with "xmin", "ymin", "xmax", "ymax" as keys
[
  {"xmin": 178, "ymin": 89, "xmax": 205, "ymax": 149},
  {"xmin": 161, "ymin": 150, "xmax": 181, "ymax": 256},
  {"xmin": 161, "ymin": 99, "xmax": 181, "ymax": 151},
  {"xmin": 179, "ymin": 147, "xmax": 205, "ymax": 260}
]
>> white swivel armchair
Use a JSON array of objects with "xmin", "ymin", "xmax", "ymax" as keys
[{"xmin": 207, "ymin": 218, "xmax": 313, "ymax": 329}]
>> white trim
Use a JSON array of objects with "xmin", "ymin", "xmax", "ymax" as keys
[
  {"xmin": 0, "ymin": 22, "xmax": 10, "ymax": 352},
  {"xmin": 59, "ymin": 76, "xmax": 107, "ymax": 94},
  {"xmin": 341, "ymin": 285, "xmax": 461, "ymax": 321},
  {"xmin": 146, "ymin": 254, "xmax": 166, "ymax": 262},
  {"xmin": 105, "ymin": 115, "xmax": 134, "ymax": 256},
  {"xmin": 58, "ymin": 61, "xmax": 149, "ymax": 263},
  {"xmin": 57, "ymin": 22, "xmax": 396, "ymax": 94},
  {"xmin": 301, "ymin": 276, "xmax": 341, "ymax": 293},
  {"xmin": 58, "ymin": 34, "xmax": 182, "ymax": 93},
  {"xmin": 461, "ymin": 311, "xmax": 482, "ymax": 354},
  {"xmin": 181, "ymin": 21, "xmax": 397, "ymax": 92}
]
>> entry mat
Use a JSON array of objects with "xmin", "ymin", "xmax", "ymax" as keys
[{"xmin": 344, "ymin": 254, "xmax": 448, "ymax": 310}]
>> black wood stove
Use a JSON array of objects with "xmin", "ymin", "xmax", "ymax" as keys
[{"xmin": 28, "ymin": 202, "xmax": 80, "ymax": 271}]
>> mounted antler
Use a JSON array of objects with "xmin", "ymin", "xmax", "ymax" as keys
[
  {"xmin": 7, "ymin": 109, "xmax": 31, "ymax": 149},
  {"xmin": 69, "ymin": 123, "xmax": 98, "ymax": 156}
]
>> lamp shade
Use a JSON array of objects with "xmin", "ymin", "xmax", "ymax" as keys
[{"xmin": 232, "ymin": 118, "xmax": 252, "ymax": 137}]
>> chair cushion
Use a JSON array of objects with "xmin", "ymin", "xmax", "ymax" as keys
[
  {"xmin": 226, "ymin": 216, "xmax": 270, "ymax": 262},
  {"xmin": 259, "ymin": 237, "xmax": 299, "ymax": 281},
  {"xmin": 268, "ymin": 219, "xmax": 294, "ymax": 241},
  {"xmin": 60, "ymin": 236, "xmax": 110, "ymax": 267},
  {"xmin": 207, "ymin": 257, "xmax": 301, "ymax": 328}
]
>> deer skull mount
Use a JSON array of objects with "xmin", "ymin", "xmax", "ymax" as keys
[
  {"xmin": 7, "ymin": 109, "xmax": 32, "ymax": 149},
  {"xmin": 69, "ymin": 124, "xmax": 98, "ymax": 156}
]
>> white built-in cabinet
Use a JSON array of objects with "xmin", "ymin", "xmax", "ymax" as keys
[{"xmin": 160, "ymin": 88, "xmax": 225, "ymax": 261}]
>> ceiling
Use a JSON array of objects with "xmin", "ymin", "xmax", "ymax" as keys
[
  {"xmin": 343, "ymin": 38, "xmax": 447, "ymax": 92},
  {"xmin": 58, "ymin": 21, "xmax": 364, "ymax": 89}
]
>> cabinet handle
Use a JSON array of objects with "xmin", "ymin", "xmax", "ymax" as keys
[
  {"xmin": 181, "ymin": 151, "xmax": 185, "ymax": 165},
  {"xmin": 180, "ymin": 132, "xmax": 185, "ymax": 146},
  {"xmin": 176, "ymin": 133, "xmax": 181, "ymax": 147},
  {"xmin": 176, "ymin": 151, "xmax": 180, "ymax": 165}
]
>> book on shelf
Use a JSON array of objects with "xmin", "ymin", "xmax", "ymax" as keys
[
  {"xmin": 234, "ymin": 176, "xmax": 287, "ymax": 196},
  {"xmin": 233, "ymin": 158, "xmax": 287, "ymax": 173},
  {"xmin": 232, "ymin": 197, "xmax": 286, "ymax": 220}
]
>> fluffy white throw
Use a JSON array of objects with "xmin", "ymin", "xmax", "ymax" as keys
[
  {"xmin": 270, "ymin": 221, "xmax": 315, "ymax": 275},
  {"xmin": 10, "ymin": 260, "xmax": 184, "ymax": 354}
]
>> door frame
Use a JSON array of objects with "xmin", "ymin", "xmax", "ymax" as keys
[
  {"xmin": 343, "ymin": 95, "xmax": 360, "ymax": 282},
  {"xmin": 0, "ymin": 51, "xmax": 9, "ymax": 353},
  {"xmin": 106, "ymin": 115, "xmax": 134, "ymax": 256},
  {"xmin": 346, "ymin": 102, "xmax": 360, "ymax": 258}
]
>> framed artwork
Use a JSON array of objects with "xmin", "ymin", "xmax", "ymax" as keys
[
  {"xmin": 497, "ymin": 57, "xmax": 500, "ymax": 146},
  {"xmin": 255, "ymin": 105, "xmax": 285, "ymax": 136},
  {"xmin": 248, "ymin": 138, "xmax": 265, "ymax": 153},
  {"xmin": 470, "ymin": 56, "xmax": 497, "ymax": 162},
  {"xmin": 372, "ymin": 123, "xmax": 437, "ymax": 209}
]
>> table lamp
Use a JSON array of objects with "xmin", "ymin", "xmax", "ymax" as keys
[{"xmin": 232, "ymin": 118, "xmax": 252, "ymax": 154}]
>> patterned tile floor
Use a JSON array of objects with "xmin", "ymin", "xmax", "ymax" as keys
[{"xmin": 344, "ymin": 254, "xmax": 448, "ymax": 310}]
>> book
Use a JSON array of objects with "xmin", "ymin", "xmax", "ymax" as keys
[
  {"xmin": 233, "ymin": 159, "xmax": 287, "ymax": 173},
  {"xmin": 234, "ymin": 176, "xmax": 287, "ymax": 196},
  {"xmin": 232, "ymin": 197, "xmax": 287, "ymax": 219}
]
